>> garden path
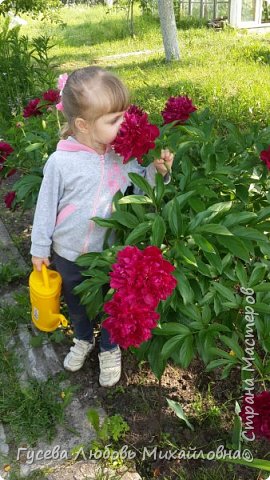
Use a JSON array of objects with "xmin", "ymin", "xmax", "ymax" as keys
[{"xmin": 0, "ymin": 218, "xmax": 141, "ymax": 480}]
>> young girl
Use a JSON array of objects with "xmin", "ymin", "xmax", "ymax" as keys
[{"xmin": 31, "ymin": 66, "xmax": 174, "ymax": 387}]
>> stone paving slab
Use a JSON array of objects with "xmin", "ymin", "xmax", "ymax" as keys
[
  {"xmin": 0, "ymin": 220, "xmax": 28, "ymax": 270},
  {"xmin": 0, "ymin": 215, "xmax": 142, "ymax": 480},
  {"xmin": 46, "ymin": 461, "xmax": 141, "ymax": 480}
]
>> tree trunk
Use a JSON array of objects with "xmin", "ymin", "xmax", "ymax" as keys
[{"xmin": 157, "ymin": 0, "xmax": 180, "ymax": 61}]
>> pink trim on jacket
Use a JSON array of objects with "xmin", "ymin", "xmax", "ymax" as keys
[
  {"xmin": 56, "ymin": 204, "xmax": 76, "ymax": 226},
  {"xmin": 57, "ymin": 139, "xmax": 111, "ymax": 154}
]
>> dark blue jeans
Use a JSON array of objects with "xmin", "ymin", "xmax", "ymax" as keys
[{"xmin": 53, "ymin": 251, "xmax": 117, "ymax": 351}]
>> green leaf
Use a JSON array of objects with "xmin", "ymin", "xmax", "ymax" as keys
[
  {"xmin": 128, "ymin": 172, "xmax": 154, "ymax": 200},
  {"xmin": 210, "ymin": 347, "xmax": 237, "ymax": 360},
  {"xmin": 112, "ymin": 211, "xmax": 139, "ymax": 229},
  {"xmin": 175, "ymin": 243, "xmax": 198, "ymax": 267},
  {"xmin": 201, "ymin": 305, "xmax": 211, "ymax": 324},
  {"xmin": 13, "ymin": 174, "xmax": 42, "ymax": 202},
  {"xmin": 151, "ymin": 215, "xmax": 166, "ymax": 247},
  {"xmin": 87, "ymin": 409, "xmax": 100, "ymax": 433},
  {"xmin": 223, "ymin": 212, "xmax": 257, "ymax": 228},
  {"xmin": 155, "ymin": 172, "xmax": 165, "ymax": 204},
  {"xmin": 219, "ymin": 335, "xmax": 244, "ymax": 359},
  {"xmin": 255, "ymin": 206, "xmax": 270, "ymax": 222},
  {"xmin": 131, "ymin": 204, "xmax": 145, "ymax": 222},
  {"xmin": 188, "ymin": 197, "xmax": 206, "ymax": 212},
  {"xmin": 147, "ymin": 337, "xmax": 166, "ymax": 380},
  {"xmin": 217, "ymin": 236, "xmax": 250, "ymax": 262},
  {"xmin": 166, "ymin": 399, "xmax": 194, "ymax": 431},
  {"xmin": 176, "ymin": 191, "xmax": 196, "ymax": 207},
  {"xmin": 258, "ymin": 241, "xmax": 270, "ymax": 257},
  {"xmin": 118, "ymin": 195, "xmax": 153, "ymax": 205},
  {"xmin": 235, "ymin": 184, "xmax": 249, "ymax": 203},
  {"xmin": 203, "ymin": 251, "xmax": 223, "ymax": 274},
  {"xmin": 213, "ymin": 283, "xmax": 236, "ymax": 303},
  {"xmin": 161, "ymin": 335, "xmax": 185, "ymax": 358},
  {"xmin": 253, "ymin": 303, "xmax": 270, "ymax": 314},
  {"xmin": 30, "ymin": 334, "xmax": 45, "ymax": 347},
  {"xmin": 196, "ymin": 224, "xmax": 233, "ymax": 236},
  {"xmin": 178, "ymin": 304, "xmax": 201, "ymax": 321},
  {"xmin": 248, "ymin": 265, "xmax": 267, "ymax": 287},
  {"xmin": 193, "ymin": 234, "xmax": 215, "ymax": 253},
  {"xmin": 206, "ymin": 359, "xmax": 230, "ymax": 371},
  {"xmin": 231, "ymin": 226, "xmax": 267, "ymax": 242},
  {"xmin": 25, "ymin": 142, "xmax": 43, "ymax": 152},
  {"xmin": 235, "ymin": 262, "xmax": 248, "ymax": 286},
  {"xmin": 92, "ymin": 217, "xmax": 120, "ymax": 228},
  {"xmin": 124, "ymin": 221, "xmax": 152, "ymax": 245},
  {"xmin": 169, "ymin": 199, "xmax": 183, "ymax": 236},
  {"xmin": 174, "ymin": 271, "xmax": 194, "ymax": 305},
  {"xmin": 179, "ymin": 335, "xmax": 195, "ymax": 368},
  {"xmin": 253, "ymin": 283, "xmax": 270, "ymax": 292},
  {"xmin": 153, "ymin": 323, "xmax": 191, "ymax": 336}
]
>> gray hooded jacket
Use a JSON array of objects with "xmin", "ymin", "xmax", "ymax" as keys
[{"xmin": 30, "ymin": 137, "xmax": 158, "ymax": 261}]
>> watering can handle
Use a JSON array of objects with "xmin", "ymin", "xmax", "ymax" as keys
[{"xmin": 41, "ymin": 264, "xmax": 50, "ymax": 289}]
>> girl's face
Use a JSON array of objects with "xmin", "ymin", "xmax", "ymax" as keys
[{"xmin": 91, "ymin": 111, "xmax": 125, "ymax": 147}]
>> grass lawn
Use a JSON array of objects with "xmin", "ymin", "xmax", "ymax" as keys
[{"xmin": 19, "ymin": 4, "xmax": 270, "ymax": 129}]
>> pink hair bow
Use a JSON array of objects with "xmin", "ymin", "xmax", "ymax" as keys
[{"xmin": 56, "ymin": 73, "xmax": 68, "ymax": 112}]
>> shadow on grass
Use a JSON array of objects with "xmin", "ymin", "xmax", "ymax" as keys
[{"xmin": 57, "ymin": 11, "xmax": 160, "ymax": 48}]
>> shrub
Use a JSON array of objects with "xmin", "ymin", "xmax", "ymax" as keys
[
  {"xmin": 0, "ymin": 18, "xmax": 57, "ymax": 122},
  {"xmin": 75, "ymin": 105, "xmax": 270, "ymax": 386}
]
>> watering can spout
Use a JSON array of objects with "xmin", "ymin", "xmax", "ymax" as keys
[{"xmin": 29, "ymin": 265, "xmax": 68, "ymax": 332}]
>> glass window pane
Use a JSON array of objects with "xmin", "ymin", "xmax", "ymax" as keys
[
  {"xmin": 190, "ymin": 2, "xmax": 201, "ymax": 16},
  {"xmin": 203, "ymin": 4, "xmax": 214, "ymax": 19},
  {"xmin": 262, "ymin": 0, "xmax": 270, "ymax": 23},
  {"xmin": 241, "ymin": 0, "xmax": 256, "ymax": 22},
  {"xmin": 179, "ymin": 2, "xmax": 190, "ymax": 16},
  {"xmin": 217, "ymin": 2, "xmax": 229, "ymax": 17}
]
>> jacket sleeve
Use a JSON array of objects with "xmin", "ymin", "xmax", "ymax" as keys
[{"xmin": 30, "ymin": 156, "xmax": 64, "ymax": 258}]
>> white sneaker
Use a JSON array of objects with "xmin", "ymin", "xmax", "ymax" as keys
[
  {"xmin": 98, "ymin": 346, "xmax": 121, "ymax": 387},
  {"xmin": 64, "ymin": 338, "xmax": 95, "ymax": 372}
]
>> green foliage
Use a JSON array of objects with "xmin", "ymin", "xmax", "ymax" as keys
[
  {"xmin": 1, "ymin": 105, "xmax": 60, "ymax": 208},
  {"xmin": 0, "ymin": 260, "xmax": 28, "ymax": 285},
  {"xmin": 87, "ymin": 408, "xmax": 130, "ymax": 449},
  {"xmin": 0, "ymin": 0, "xmax": 61, "ymax": 19},
  {"xmin": 76, "ymin": 107, "xmax": 270, "ymax": 384},
  {"xmin": 0, "ymin": 290, "xmax": 71, "ymax": 445},
  {"xmin": 166, "ymin": 398, "xmax": 194, "ymax": 430},
  {"xmin": 0, "ymin": 18, "xmax": 57, "ymax": 121}
]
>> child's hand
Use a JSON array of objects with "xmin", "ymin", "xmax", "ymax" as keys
[
  {"xmin": 32, "ymin": 256, "xmax": 50, "ymax": 272},
  {"xmin": 154, "ymin": 149, "xmax": 174, "ymax": 176}
]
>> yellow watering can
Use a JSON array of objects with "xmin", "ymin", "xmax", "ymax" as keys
[{"xmin": 29, "ymin": 264, "xmax": 68, "ymax": 332}]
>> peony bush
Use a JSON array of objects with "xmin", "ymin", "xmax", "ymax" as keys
[
  {"xmin": 2, "ymin": 86, "xmax": 270, "ymax": 445},
  {"xmin": 74, "ymin": 99, "xmax": 270, "ymax": 448}
]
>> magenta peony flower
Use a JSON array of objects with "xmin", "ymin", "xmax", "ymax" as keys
[
  {"xmin": 161, "ymin": 95, "xmax": 197, "ymax": 125},
  {"xmin": 4, "ymin": 191, "xmax": 16, "ymax": 209},
  {"xmin": 0, "ymin": 142, "xmax": 14, "ymax": 163},
  {"xmin": 260, "ymin": 146, "xmax": 270, "ymax": 170},
  {"xmin": 112, "ymin": 104, "xmax": 160, "ymax": 164},
  {"xmin": 240, "ymin": 391, "xmax": 270, "ymax": 441},
  {"xmin": 23, "ymin": 98, "xmax": 42, "ymax": 118},
  {"xmin": 42, "ymin": 89, "xmax": 60, "ymax": 104},
  {"xmin": 103, "ymin": 245, "xmax": 177, "ymax": 349},
  {"xmin": 110, "ymin": 245, "xmax": 177, "ymax": 306},
  {"xmin": 103, "ymin": 292, "xmax": 160, "ymax": 349}
]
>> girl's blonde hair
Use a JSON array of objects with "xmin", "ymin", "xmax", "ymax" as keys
[{"xmin": 60, "ymin": 66, "xmax": 129, "ymax": 139}]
